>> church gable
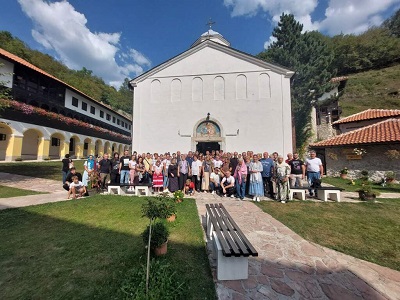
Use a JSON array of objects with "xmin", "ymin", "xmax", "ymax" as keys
[{"xmin": 131, "ymin": 41, "xmax": 293, "ymax": 85}]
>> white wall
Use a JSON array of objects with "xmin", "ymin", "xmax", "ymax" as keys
[
  {"xmin": 133, "ymin": 45, "xmax": 293, "ymax": 154},
  {"xmin": 0, "ymin": 58, "xmax": 14, "ymax": 88}
]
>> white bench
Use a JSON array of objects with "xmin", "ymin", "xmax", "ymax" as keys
[
  {"xmin": 316, "ymin": 189, "xmax": 341, "ymax": 202},
  {"xmin": 135, "ymin": 186, "xmax": 149, "ymax": 196},
  {"xmin": 289, "ymin": 188, "xmax": 306, "ymax": 200},
  {"xmin": 107, "ymin": 186, "xmax": 122, "ymax": 195}
]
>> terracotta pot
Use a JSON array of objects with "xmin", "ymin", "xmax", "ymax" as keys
[
  {"xmin": 154, "ymin": 240, "xmax": 168, "ymax": 256},
  {"xmin": 167, "ymin": 214, "xmax": 176, "ymax": 222},
  {"xmin": 340, "ymin": 174, "xmax": 347, "ymax": 179},
  {"xmin": 175, "ymin": 198, "xmax": 182, "ymax": 203}
]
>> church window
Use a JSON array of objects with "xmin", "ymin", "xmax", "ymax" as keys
[
  {"xmin": 100, "ymin": 110, "xmax": 104, "ymax": 118},
  {"xmin": 117, "ymin": 119, "xmax": 120, "ymax": 125},
  {"xmin": 112, "ymin": 116, "xmax": 116, "ymax": 123},
  {"xmin": 90, "ymin": 106, "xmax": 95, "ymax": 114},
  {"xmin": 192, "ymin": 77, "xmax": 203, "ymax": 102},
  {"xmin": 214, "ymin": 76, "xmax": 225, "ymax": 101},
  {"xmin": 72, "ymin": 97, "xmax": 78, "ymax": 107},
  {"xmin": 106, "ymin": 113, "xmax": 111, "ymax": 121},
  {"xmin": 259, "ymin": 73, "xmax": 271, "ymax": 99},
  {"xmin": 151, "ymin": 79, "xmax": 161, "ymax": 103},
  {"xmin": 236, "ymin": 74, "xmax": 247, "ymax": 99},
  {"xmin": 171, "ymin": 78, "xmax": 182, "ymax": 102},
  {"xmin": 82, "ymin": 101, "xmax": 87, "ymax": 111}
]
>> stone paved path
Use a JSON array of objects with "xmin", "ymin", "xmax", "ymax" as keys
[
  {"xmin": 193, "ymin": 193, "xmax": 400, "ymax": 300},
  {"xmin": 0, "ymin": 172, "xmax": 67, "ymax": 210},
  {"xmin": 1, "ymin": 173, "xmax": 400, "ymax": 299}
]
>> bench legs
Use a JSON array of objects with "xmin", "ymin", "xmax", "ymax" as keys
[
  {"xmin": 289, "ymin": 189, "xmax": 306, "ymax": 200},
  {"xmin": 108, "ymin": 186, "xmax": 121, "ymax": 195},
  {"xmin": 316, "ymin": 190, "xmax": 341, "ymax": 202},
  {"xmin": 212, "ymin": 232, "xmax": 249, "ymax": 280},
  {"xmin": 135, "ymin": 186, "xmax": 149, "ymax": 196}
]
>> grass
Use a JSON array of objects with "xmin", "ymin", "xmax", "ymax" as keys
[
  {"xmin": 0, "ymin": 185, "xmax": 46, "ymax": 198},
  {"xmin": 256, "ymin": 199, "xmax": 400, "ymax": 271},
  {"xmin": 0, "ymin": 196, "xmax": 216, "ymax": 300},
  {"xmin": 323, "ymin": 176, "xmax": 400, "ymax": 193},
  {"xmin": 340, "ymin": 64, "xmax": 400, "ymax": 117},
  {"xmin": 0, "ymin": 160, "xmax": 85, "ymax": 181}
]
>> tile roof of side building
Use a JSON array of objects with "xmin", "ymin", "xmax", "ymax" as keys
[
  {"xmin": 332, "ymin": 109, "xmax": 400, "ymax": 125},
  {"xmin": 0, "ymin": 47, "xmax": 132, "ymax": 121},
  {"xmin": 310, "ymin": 118, "xmax": 400, "ymax": 147}
]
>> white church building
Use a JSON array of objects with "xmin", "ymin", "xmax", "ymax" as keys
[{"xmin": 130, "ymin": 30, "xmax": 294, "ymax": 154}]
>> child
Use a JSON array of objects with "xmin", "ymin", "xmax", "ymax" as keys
[
  {"xmin": 184, "ymin": 178, "xmax": 195, "ymax": 195},
  {"xmin": 68, "ymin": 176, "xmax": 86, "ymax": 199}
]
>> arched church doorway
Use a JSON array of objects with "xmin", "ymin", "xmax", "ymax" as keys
[
  {"xmin": 49, "ymin": 132, "xmax": 65, "ymax": 159},
  {"xmin": 22, "ymin": 128, "xmax": 42, "ymax": 160},
  {"xmin": 193, "ymin": 120, "xmax": 224, "ymax": 154},
  {"xmin": 196, "ymin": 142, "xmax": 220, "ymax": 154},
  {"xmin": 69, "ymin": 136, "xmax": 80, "ymax": 157}
]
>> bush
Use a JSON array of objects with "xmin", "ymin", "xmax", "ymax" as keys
[
  {"xmin": 141, "ymin": 222, "xmax": 169, "ymax": 249},
  {"xmin": 119, "ymin": 258, "xmax": 186, "ymax": 300},
  {"xmin": 141, "ymin": 196, "xmax": 176, "ymax": 220}
]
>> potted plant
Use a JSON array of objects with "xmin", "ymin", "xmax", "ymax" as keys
[
  {"xmin": 173, "ymin": 190, "xmax": 184, "ymax": 203},
  {"xmin": 385, "ymin": 171, "xmax": 396, "ymax": 183},
  {"xmin": 141, "ymin": 221, "xmax": 169, "ymax": 256},
  {"xmin": 357, "ymin": 183, "xmax": 380, "ymax": 201},
  {"xmin": 340, "ymin": 167, "xmax": 349, "ymax": 179}
]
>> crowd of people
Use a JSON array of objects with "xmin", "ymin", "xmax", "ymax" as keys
[{"xmin": 62, "ymin": 149, "xmax": 324, "ymax": 203}]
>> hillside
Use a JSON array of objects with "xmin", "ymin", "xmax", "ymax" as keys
[{"xmin": 339, "ymin": 64, "xmax": 400, "ymax": 117}]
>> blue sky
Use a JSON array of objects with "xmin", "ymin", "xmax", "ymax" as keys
[{"xmin": 1, "ymin": 0, "xmax": 399, "ymax": 87}]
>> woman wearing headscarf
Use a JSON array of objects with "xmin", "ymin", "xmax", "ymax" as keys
[{"xmin": 82, "ymin": 154, "xmax": 96, "ymax": 187}]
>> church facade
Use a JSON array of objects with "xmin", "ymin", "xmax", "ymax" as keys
[{"xmin": 130, "ymin": 30, "xmax": 294, "ymax": 154}]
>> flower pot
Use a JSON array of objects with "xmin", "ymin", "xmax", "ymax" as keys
[
  {"xmin": 167, "ymin": 214, "xmax": 176, "ymax": 222},
  {"xmin": 358, "ymin": 191, "xmax": 376, "ymax": 201},
  {"xmin": 175, "ymin": 198, "xmax": 182, "ymax": 203},
  {"xmin": 340, "ymin": 174, "xmax": 348, "ymax": 179},
  {"xmin": 154, "ymin": 240, "xmax": 168, "ymax": 256}
]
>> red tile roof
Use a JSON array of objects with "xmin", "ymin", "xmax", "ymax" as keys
[
  {"xmin": 310, "ymin": 118, "xmax": 400, "ymax": 147},
  {"xmin": 0, "ymin": 47, "xmax": 131, "ymax": 121},
  {"xmin": 330, "ymin": 76, "xmax": 349, "ymax": 83},
  {"xmin": 332, "ymin": 109, "xmax": 400, "ymax": 125}
]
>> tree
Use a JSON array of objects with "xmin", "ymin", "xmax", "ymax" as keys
[
  {"xmin": 258, "ymin": 14, "xmax": 336, "ymax": 151},
  {"xmin": 383, "ymin": 8, "xmax": 400, "ymax": 37}
]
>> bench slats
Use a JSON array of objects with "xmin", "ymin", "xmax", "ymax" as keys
[{"xmin": 206, "ymin": 203, "xmax": 258, "ymax": 257}]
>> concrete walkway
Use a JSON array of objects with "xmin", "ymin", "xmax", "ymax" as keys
[
  {"xmin": 0, "ymin": 172, "xmax": 68, "ymax": 210},
  {"xmin": 193, "ymin": 193, "xmax": 400, "ymax": 300},
  {"xmin": 1, "ymin": 173, "xmax": 399, "ymax": 299}
]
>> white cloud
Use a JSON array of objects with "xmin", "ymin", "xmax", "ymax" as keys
[
  {"xmin": 17, "ymin": 0, "xmax": 150, "ymax": 88},
  {"xmin": 224, "ymin": 0, "xmax": 400, "ymax": 49},
  {"xmin": 319, "ymin": 0, "xmax": 400, "ymax": 35}
]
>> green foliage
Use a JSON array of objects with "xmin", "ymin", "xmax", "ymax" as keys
[
  {"xmin": 0, "ymin": 31, "xmax": 132, "ymax": 114},
  {"xmin": 173, "ymin": 190, "xmax": 184, "ymax": 201},
  {"xmin": 141, "ymin": 221, "xmax": 169, "ymax": 249},
  {"xmin": 331, "ymin": 27, "xmax": 400, "ymax": 75},
  {"xmin": 383, "ymin": 8, "xmax": 400, "ymax": 37},
  {"xmin": 119, "ymin": 258, "xmax": 186, "ymax": 300},
  {"xmin": 340, "ymin": 167, "xmax": 348, "ymax": 174},
  {"xmin": 258, "ymin": 13, "xmax": 336, "ymax": 149},
  {"xmin": 141, "ymin": 196, "xmax": 176, "ymax": 220},
  {"xmin": 385, "ymin": 171, "xmax": 396, "ymax": 180}
]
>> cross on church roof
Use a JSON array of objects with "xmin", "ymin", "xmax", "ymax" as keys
[{"xmin": 206, "ymin": 18, "xmax": 215, "ymax": 29}]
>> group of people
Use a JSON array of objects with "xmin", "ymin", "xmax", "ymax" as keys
[{"xmin": 62, "ymin": 149, "xmax": 324, "ymax": 203}]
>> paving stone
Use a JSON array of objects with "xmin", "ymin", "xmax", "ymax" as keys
[
  {"xmin": 304, "ymin": 280, "xmax": 325, "ymax": 298},
  {"xmin": 257, "ymin": 286, "xmax": 279, "ymax": 299},
  {"xmin": 270, "ymin": 279, "xmax": 295, "ymax": 296},
  {"xmin": 224, "ymin": 280, "xmax": 245, "ymax": 294},
  {"xmin": 243, "ymin": 276, "xmax": 259, "ymax": 290},
  {"xmin": 261, "ymin": 263, "xmax": 284, "ymax": 278},
  {"xmin": 320, "ymin": 283, "xmax": 363, "ymax": 300}
]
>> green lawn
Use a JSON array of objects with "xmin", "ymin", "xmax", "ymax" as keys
[
  {"xmin": 0, "ymin": 196, "xmax": 216, "ymax": 300},
  {"xmin": 256, "ymin": 199, "xmax": 400, "ymax": 271},
  {"xmin": 0, "ymin": 160, "xmax": 85, "ymax": 181},
  {"xmin": 0, "ymin": 185, "xmax": 46, "ymax": 198},
  {"xmin": 323, "ymin": 176, "xmax": 400, "ymax": 193}
]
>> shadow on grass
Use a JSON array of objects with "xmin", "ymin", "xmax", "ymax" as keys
[{"xmin": 0, "ymin": 196, "xmax": 216, "ymax": 300}]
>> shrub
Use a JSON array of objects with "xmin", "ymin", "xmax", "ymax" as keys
[
  {"xmin": 141, "ymin": 221, "xmax": 169, "ymax": 249},
  {"xmin": 119, "ymin": 258, "xmax": 186, "ymax": 300},
  {"xmin": 340, "ymin": 167, "xmax": 348, "ymax": 174},
  {"xmin": 385, "ymin": 171, "xmax": 396, "ymax": 181}
]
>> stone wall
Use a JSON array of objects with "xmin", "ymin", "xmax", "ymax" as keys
[{"xmin": 324, "ymin": 144, "xmax": 400, "ymax": 182}]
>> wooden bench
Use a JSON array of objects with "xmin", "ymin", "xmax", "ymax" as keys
[{"xmin": 205, "ymin": 203, "xmax": 258, "ymax": 280}]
